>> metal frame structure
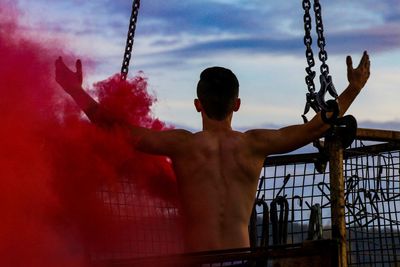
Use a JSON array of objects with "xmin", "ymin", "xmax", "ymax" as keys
[{"xmin": 92, "ymin": 128, "xmax": 400, "ymax": 266}]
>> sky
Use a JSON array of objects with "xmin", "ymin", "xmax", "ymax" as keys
[{"xmin": 14, "ymin": 0, "xmax": 400, "ymax": 131}]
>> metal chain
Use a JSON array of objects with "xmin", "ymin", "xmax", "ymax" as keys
[
  {"xmin": 302, "ymin": 0, "xmax": 339, "ymax": 123},
  {"xmin": 314, "ymin": 0, "xmax": 339, "ymax": 121},
  {"xmin": 302, "ymin": 0, "xmax": 319, "ymax": 120},
  {"xmin": 121, "ymin": 0, "xmax": 141, "ymax": 81},
  {"xmin": 314, "ymin": 0, "xmax": 328, "ymax": 75}
]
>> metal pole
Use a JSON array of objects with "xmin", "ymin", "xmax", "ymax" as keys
[{"xmin": 328, "ymin": 138, "xmax": 347, "ymax": 267}]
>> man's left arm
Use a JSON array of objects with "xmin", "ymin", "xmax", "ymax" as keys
[{"xmin": 247, "ymin": 51, "xmax": 371, "ymax": 156}]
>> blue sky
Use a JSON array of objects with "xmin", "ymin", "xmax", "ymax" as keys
[{"xmin": 16, "ymin": 0, "xmax": 400, "ymax": 131}]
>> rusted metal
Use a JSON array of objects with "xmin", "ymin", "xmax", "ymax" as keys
[
  {"xmin": 93, "ymin": 240, "xmax": 339, "ymax": 267},
  {"xmin": 328, "ymin": 138, "xmax": 347, "ymax": 267},
  {"xmin": 356, "ymin": 127, "xmax": 400, "ymax": 142}
]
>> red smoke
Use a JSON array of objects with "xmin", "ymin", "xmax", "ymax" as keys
[{"xmin": 0, "ymin": 2, "xmax": 181, "ymax": 266}]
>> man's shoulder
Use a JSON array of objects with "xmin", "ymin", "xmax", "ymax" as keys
[
  {"xmin": 161, "ymin": 128, "xmax": 194, "ymax": 141},
  {"xmin": 168, "ymin": 128, "xmax": 193, "ymax": 135},
  {"xmin": 243, "ymin": 128, "xmax": 276, "ymax": 139}
]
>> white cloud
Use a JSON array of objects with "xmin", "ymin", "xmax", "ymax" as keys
[{"xmin": 14, "ymin": 0, "xmax": 400, "ymax": 131}]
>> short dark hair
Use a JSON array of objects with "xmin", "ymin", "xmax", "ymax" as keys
[{"xmin": 196, "ymin": 67, "xmax": 239, "ymax": 121}]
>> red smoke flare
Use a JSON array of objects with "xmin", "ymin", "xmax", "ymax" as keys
[{"xmin": 0, "ymin": 3, "xmax": 182, "ymax": 266}]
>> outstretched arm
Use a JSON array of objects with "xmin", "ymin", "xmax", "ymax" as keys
[
  {"xmin": 247, "ymin": 51, "xmax": 371, "ymax": 156},
  {"xmin": 55, "ymin": 57, "xmax": 192, "ymax": 156},
  {"xmin": 55, "ymin": 57, "xmax": 105, "ymax": 125}
]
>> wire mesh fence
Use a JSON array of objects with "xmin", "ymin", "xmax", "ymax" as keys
[
  {"xmin": 344, "ymin": 142, "xmax": 400, "ymax": 266},
  {"xmin": 257, "ymin": 136, "xmax": 400, "ymax": 266},
  {"xmin": 91, "ymin": 129, "xmax": 400, "ymax": 266},
  {"xmin": 91, "ymin": 178, "xmax": 183, "ymax": 260}
]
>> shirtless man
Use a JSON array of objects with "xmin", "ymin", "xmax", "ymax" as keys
[{"xmin": 55, "ymin": 51, "xmax": 370, "ymax": 253}]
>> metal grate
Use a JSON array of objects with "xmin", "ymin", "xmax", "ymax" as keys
[
  {"xmin": 344, "ymin": 141, "xmax": 400, "ymax": 266},
  {"xmin": 258, "ymin": 137, "xmax": 400, "ymax": 266},
  {"xmin": 91, "ymin": 177, "xmax": 183, "ymax": 261},
  {"xmin": 92, "ymin": 129, "xmax": 400, "ymax": 266},
  {"xmin": 259, "ymin": 154, "xmax": 333, "ymax": 245}
]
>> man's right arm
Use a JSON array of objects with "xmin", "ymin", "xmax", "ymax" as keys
[
  {"xmin": 55, "ymin": 57, "xmax": 113, "ymax": 126},
  {"xmin": 55, "ymin": 57, "xmax": 192, "ymax": 157}
]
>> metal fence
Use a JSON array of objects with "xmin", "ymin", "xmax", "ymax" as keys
[
  {"xmin": 92, "ymin": 128, "xmax": 400, "ymax": 266},
  {"xmin": 257, "ymin": 129, "xmax": 400, "ymax": 266}
]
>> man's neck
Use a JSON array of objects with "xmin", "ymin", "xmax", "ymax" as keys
[{"xmin": 201, "ymin": 113, "xmax": 233, "ymax": 131}]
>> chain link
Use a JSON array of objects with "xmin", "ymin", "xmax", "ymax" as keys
[
  {"xmin": 314, "ymin": 0, "xmax": 329, "ymax": 76},
  {"xmin": 302, "ymin": 0, "xmax": 338, "ymax": 123},
  {"xmin": 121, "ymin": 0, "xmax": 141, "ymax": 81},
  {"xmin": 302, "ymin": 0, "xmax": 319, "ymax": 118}
]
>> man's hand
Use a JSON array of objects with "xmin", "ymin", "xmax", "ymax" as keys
[
  {"xmin": 55, "ymin": 57, "xmax": 83, "ymax": 95},
  {"xmin": 55, "ymin": 57, "xmax": 101, "ymax": 123},
  {"xmin": 347, "ymin": 51, "xmax": 370, "ymax": 91}
]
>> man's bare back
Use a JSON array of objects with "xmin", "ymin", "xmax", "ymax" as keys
[
  {"xmin": 55, "ymin": 52, "xmax": 370, "ymax": 253},
  {"xmin": 136, "ymin": 105, "xmax": 355, "ymax": 252},
  {"xmin": 170, "ymin": 129, "xmax": 265, "ymax": 251}
]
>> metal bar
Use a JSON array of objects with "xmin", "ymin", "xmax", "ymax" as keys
[
  {"xmin": 92, "ymin": 240, "xmax": 339, "ymax": 266},
  {"xmin": 328, "ymin": 138, "xmax": 347, "ymax": 267},
  {"xmin": 264, "ymin": 143, "xmax": 400, "ymax": 167},
  {"xmin": 263, "ymin": 128, "xmax": 400, "ymax": 167},
  {"xmin": 357, "ymin": 128, "xmax": 400, "ymax": 142}
]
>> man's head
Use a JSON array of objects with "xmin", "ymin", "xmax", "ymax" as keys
[{"xmin": 195, "ymin": 67, "xmax": 240, "ymax": 121}]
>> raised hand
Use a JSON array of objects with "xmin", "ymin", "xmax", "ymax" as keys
[
  {"xmin": 55, "ymin": 56, "xmax": 101, "ymax": 123},
  {"xmin": 55, "ymin": 57, "xmax": 83, "ymax": 95},
  {"xmin": 347, "ymin": 51, "xmax": 371, "ymax": 90}
]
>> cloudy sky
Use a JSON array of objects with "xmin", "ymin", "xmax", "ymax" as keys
[{"xmin": 16, "ymin": 0, "xmax": 400, "ymax": 131}]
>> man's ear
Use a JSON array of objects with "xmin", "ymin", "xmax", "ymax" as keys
[
  {"xmin": 194, "ymin": 99, "xmax": 202, "ymax": 112},
  {"xmin": 233, "ymin": 98, "xmax": 241, "ymax": 112}
]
